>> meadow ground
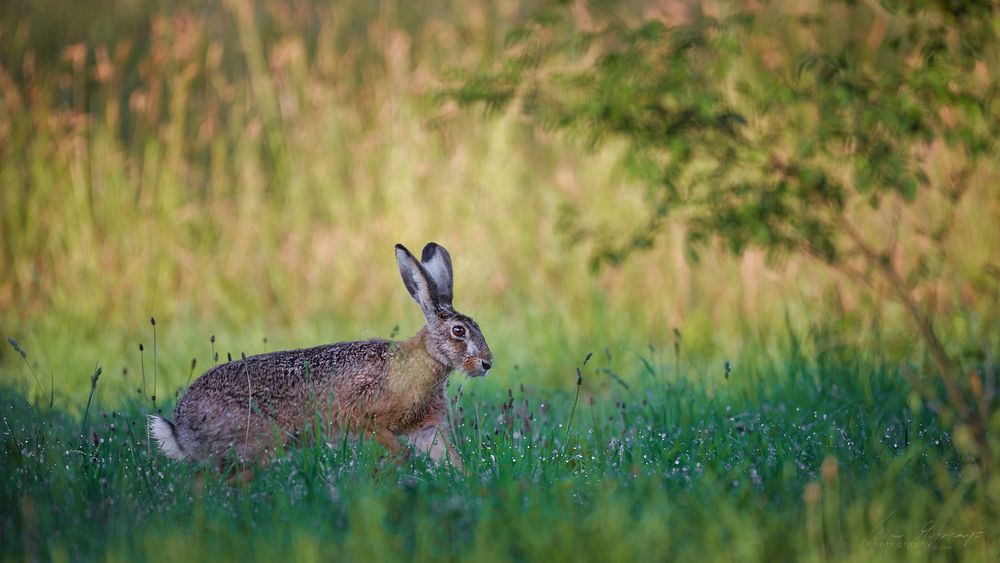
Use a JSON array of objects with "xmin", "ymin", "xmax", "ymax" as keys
[{"xmin": 2, "ymin": 327, "xmax": 997, "ymax": 561}]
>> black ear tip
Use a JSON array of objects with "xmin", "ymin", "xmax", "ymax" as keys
[
  {"xmin": 421, "ymin": 242, "xmax": 439, "ymax": 260},
  {"xmin": 395, "ymin": 243, "xmax": 410, "ymax": 254}
]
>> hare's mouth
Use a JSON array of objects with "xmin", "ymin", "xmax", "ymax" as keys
[
  {"xmin": 462, "ymin": 367, "xmax": 489, "ymax": 378},
  {"xmin": 462, "ymin": 358, "xmax": 491, "ymax": 377}
]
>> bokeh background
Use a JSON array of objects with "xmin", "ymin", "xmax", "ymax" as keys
[
  {"xmin": 1, "ymin": 0, "xmax": 997, "ymax": 402},
  {"xmin": 2, "ymin": 2, "xmax": 1000, "ymax": 560}
]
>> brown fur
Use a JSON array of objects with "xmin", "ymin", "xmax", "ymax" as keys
[{"xmin": 168, "ymin": 329, "xmax": 450, "ymax": 463}]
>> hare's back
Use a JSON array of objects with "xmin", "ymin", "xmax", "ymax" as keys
[{"xmin": 175, "ymin": 340, "xmax": 390, "ymax": 418}]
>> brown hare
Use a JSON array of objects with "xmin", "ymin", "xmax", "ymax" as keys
[{"xmin": 148, "ymin": 242, "xmax": 492, "ymax": 468}]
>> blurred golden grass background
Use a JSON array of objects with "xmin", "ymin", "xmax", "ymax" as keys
[{"xmin": 1, "ymin": 0, "xmax": 998, "ymax": 400}]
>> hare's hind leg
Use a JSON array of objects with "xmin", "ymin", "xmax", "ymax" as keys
[{"xmin": 211, "ymin": 453, "xmax": 257, "ymax": 485}]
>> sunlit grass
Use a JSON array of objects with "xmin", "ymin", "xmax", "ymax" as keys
[{"xmin": 2, "ymin": 0, "xmax": 997, "ymax": 398}]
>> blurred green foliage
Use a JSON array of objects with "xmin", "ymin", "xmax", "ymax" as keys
[{"xmin": 453, "ymin": 0, "xmax": 998, "ymax": 267}]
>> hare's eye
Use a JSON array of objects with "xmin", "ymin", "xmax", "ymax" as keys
[{"xmin": 451, "ymin": 326, "xmax": 466, "ymax": 338}]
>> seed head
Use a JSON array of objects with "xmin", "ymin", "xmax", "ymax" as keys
[{"xmin": 7, "ymin": 337, "xmax": 26, "ymax": 359}]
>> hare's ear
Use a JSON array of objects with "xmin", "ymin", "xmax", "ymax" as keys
[
  {"xmin": 395, "ymin": 244, "xmax": 439, "ymax": 318},
  {"xmin": 420, "ymin": 242, "xmax": 453, "ymax": 306}
]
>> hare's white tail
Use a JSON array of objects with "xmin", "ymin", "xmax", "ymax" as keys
[{"xmin": 148, "ymin": 415, "xmax": 187, "ymax": 460}]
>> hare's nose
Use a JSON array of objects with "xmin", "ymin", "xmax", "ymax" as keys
[{"xmin": 481, "ymin": 360, "xmax": 492, "ymax": 371}]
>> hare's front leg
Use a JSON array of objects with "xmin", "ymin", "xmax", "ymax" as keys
[
  {"xmin": 373, "ymin": 425, "xmax": 408, "ymax": 460},
  {"xmin": 408, "ymin": 423, "xmax": 461, "ymax": 467}
]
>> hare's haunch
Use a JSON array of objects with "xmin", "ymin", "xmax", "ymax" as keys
[{"xmin": 148, "ymin": 243, "xmax": 492, "ymax": 467}]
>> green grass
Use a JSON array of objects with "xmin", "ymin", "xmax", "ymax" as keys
[{"xmin": 2, "ymin": 330, "xmax": 996, "ymax": 561}]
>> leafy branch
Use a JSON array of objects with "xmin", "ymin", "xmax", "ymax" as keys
[{"xmin": 448, "ymin": 0, "xmax": 999, "ymax": 467}]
